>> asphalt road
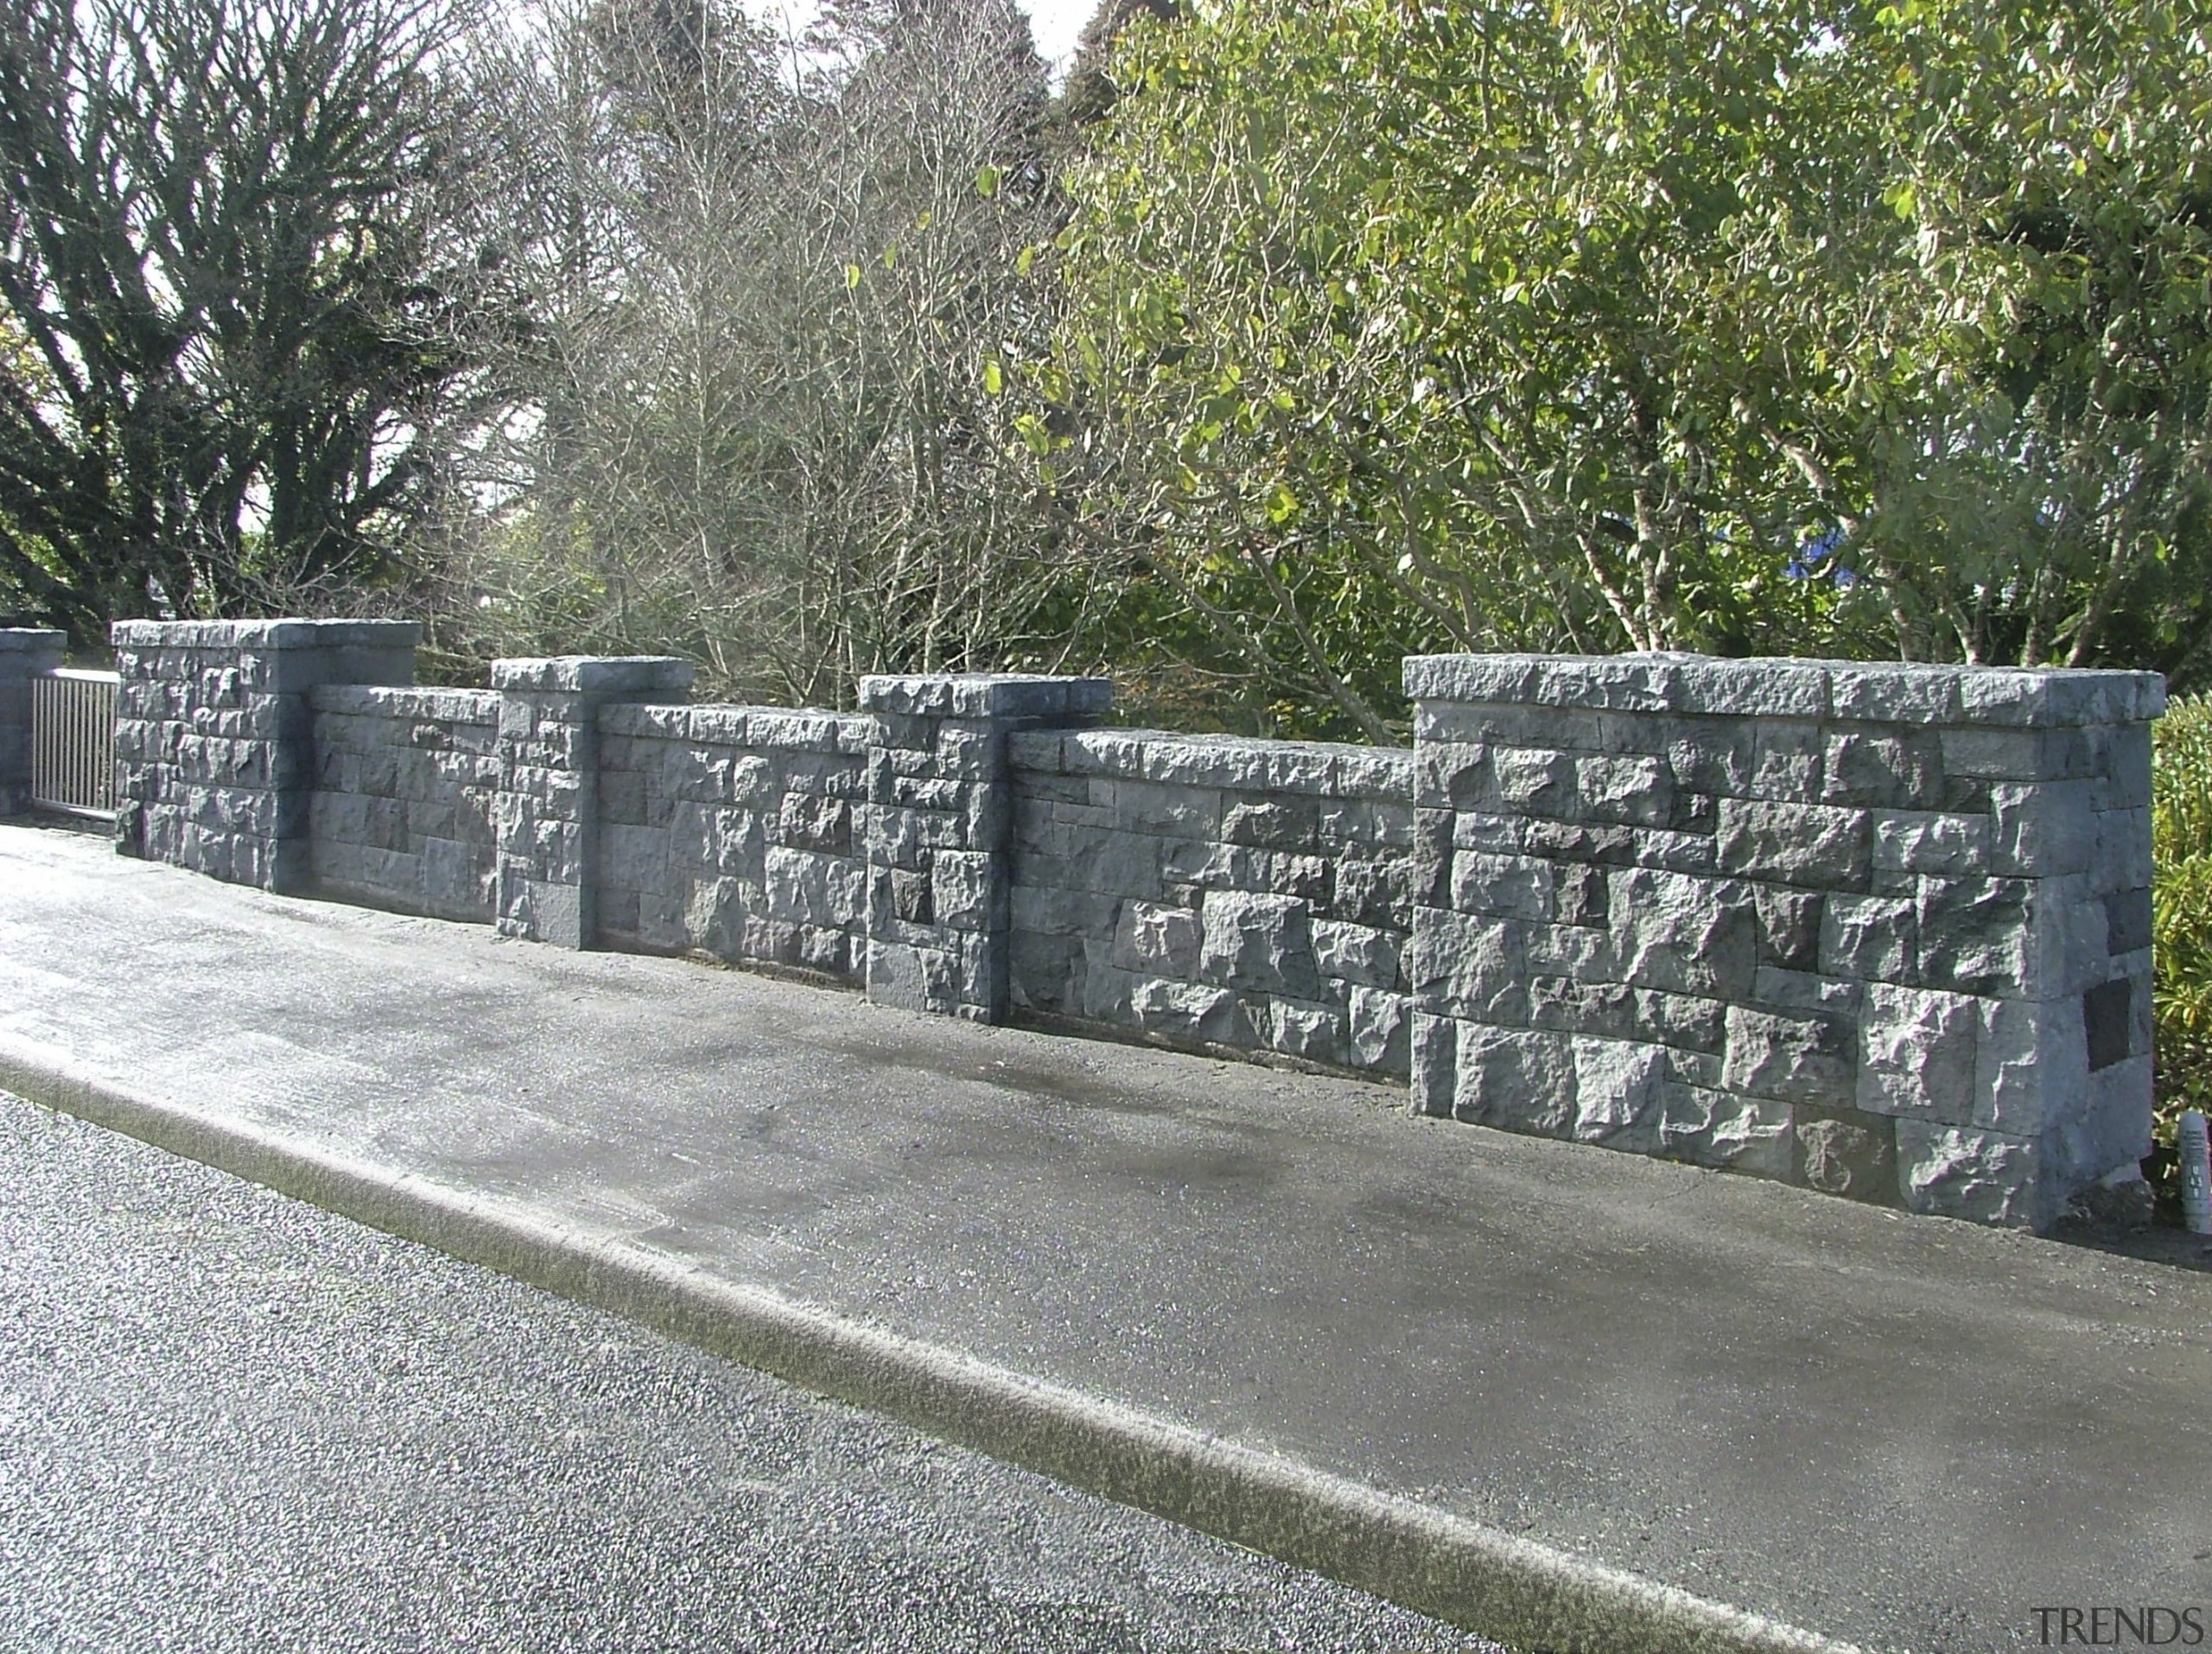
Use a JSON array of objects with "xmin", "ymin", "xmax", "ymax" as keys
[{"xmin": 0, "ymin": 1091, "xmax": 1502, "ymax": 1654}]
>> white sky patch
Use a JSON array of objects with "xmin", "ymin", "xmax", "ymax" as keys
[{"xmin": 744, "ymin": 0, "xmax": 1098, "ymax": 84}]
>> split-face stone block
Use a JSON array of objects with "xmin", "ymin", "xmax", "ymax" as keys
[
  {"xmin": 1571, "ymin": 1035, "xmax": 1669, "ymax": 1149},
  {"xmin": 1198, "ymin": 888, "xmax": 1319, "ymax": 999},
  {"xmin": 1611, "ymin": 868, "xmax": 1758, "ymax": 999},
  {"xmin": 1405, "ymin": 651, "xmax": 2161, "ymax": 1229},
  {"xmin": 1113, "ymin": 900, "xmax": 1203, "ymax": 978},
  {"xmin": 1794, "ymin": 1107, "xmax": 1898, "ymax": 1202},
  {"xmin": 112, "ymin": 619, "xmax": 420, "ymax": 892},
  {"xmin": 1451, "ymin": 1024, "xmax": 1576, "ymax": 1134},
  {"xmin": 1660, "ymin": 1086, "xmax": 1794, "ymax": 1177},
  {"xmin": 1715, "ymin": 798, "xmax": 1872, "ymax": 888},
  {"xmin": 1346, "ymin": 984, "xmax": 1411, "ymax": 1075},
  {"xmin": 1820, "ymin": 894, "xmax": 1916, "ymax": 983},
  {"xmin": 860, "ymin": 673, "xmax": 1112, "ymax": 1021},
  {"xmin": 1872, "ymin": 810, "xmax": 1989, "ymax": 876},
  {"xmin": 1720, "ymin": 1006, "xmax": 1855, "ymax": 1108},
  {"xmin": 1895, "ymin": 1121, "xmax": 2042, "ymax": 1226},
  {"xmin": 1856, "ymin": 983, "xmax": 1980, "ymax": 1120}
]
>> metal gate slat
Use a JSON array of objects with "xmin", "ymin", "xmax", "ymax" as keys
[{"xmin": 29, "ymin": 665, "xmax": 120, "ymax": 821}]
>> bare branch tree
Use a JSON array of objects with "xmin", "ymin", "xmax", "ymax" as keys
[{"xmin": 434, "ymin": 0, "xmax": 1084, "ymax": 705}]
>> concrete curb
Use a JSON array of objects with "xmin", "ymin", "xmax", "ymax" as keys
[{"xmin": 0, "ymin": 1032, "xmax": 1861, "ymax": 1654}]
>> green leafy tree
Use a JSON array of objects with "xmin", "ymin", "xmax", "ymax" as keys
[
  {"xmin": 0, "ymin": 0, "xmax": 497, "ymax": 647},
  {"xmin": 1045, "ymin": 0, "xmax": 1179, "ymax": 145},
  {"xmin": 1848, "ymin": 2, "xmax": 2212, "ymax": 671},
  {"xmin": 1030, "ymin": 0, "xmax": 2212, "ymax": 738}
]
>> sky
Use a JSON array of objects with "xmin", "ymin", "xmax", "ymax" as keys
[{"xmin": 746, "ymin": 0, "xmax": 1100, "ymax": 81}]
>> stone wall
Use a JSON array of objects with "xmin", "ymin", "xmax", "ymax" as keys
[
  {"xmin": 109, "ymin": 619, "xmax": 2164, "ymax": 1229},
  {"xmin": 113, "ymin": 620, "xmax": 419, "ymax": 891},
  {"xmin": 1007, "ymin": 729, "xmax": 1415, "ymax": 1077},
  {"xmin": 595, "ymin": 703, "xmax": 870, "ymax": 979},
  {"xmin": 490, "ymin": 657, "xmax": 696, "ymax": 949},
  {"xmin": 861, "ymin": 675, "xmax": 1116, "ymax": 1022},
  {"xmin": 306, "ymin": 685, "xmax": 500, "ymax": 922},
  {"xmin": 1405, "ymin": 654, "xmax": 2163, "ymax": 1228}
]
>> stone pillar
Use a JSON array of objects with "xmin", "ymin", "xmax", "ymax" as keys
[
  {"xmin": 0, "ymin": 628, "xmax": 67, "ymax": 816},
  {"xmin": 1405, "ymin": 652, "xmax": 2164, "ymax": 1230},
  {"xmin": 492, "ymin": 656, "xmax": 693, "ymax": 949},
  {"xmin": 112, "ymin": 620, "xmax": 418, "ymax": 891},
  {"xmin": 860, "ymin": 673, "xmax": 1113, "ymax": 1021}
]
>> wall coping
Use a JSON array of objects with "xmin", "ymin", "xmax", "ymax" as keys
[
  {"xmin": 111, "ymin": 619, "xmax": 423, "ymax": 650},
  {"xmin": 490, "ymin": 656, "xmax": 696, "ymax": 695},
  {"xmin": 309, "ymin": 684, "xmax": 500, "ymax": 722},
  {"xmin": 858, "ymin": 673, "xmax": 1115, "ymax": 720},
  {"xmin": 599, "ymin": 702, "xmax": 869, "ymax": 755},
  {"xmin": 1403, "ymin": 652, "xmax": 2166, "ymax": 728},
  {"xmin": 1013, "ymin": 727, "xmax": 1414, "ymax": 800},
  {"xmin": 0, "ymin": 628, "xmax": 67, "ymax": 654}
]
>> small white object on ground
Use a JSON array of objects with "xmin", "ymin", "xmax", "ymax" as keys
[{"xmin": 2181, "ymin": 1110, "xmax": 2212, "ymax": 1237}]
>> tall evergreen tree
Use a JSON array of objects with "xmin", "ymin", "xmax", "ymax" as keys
[{"xmin": 0, "ymin": 0, "xmax": 495, "ymax": 646}]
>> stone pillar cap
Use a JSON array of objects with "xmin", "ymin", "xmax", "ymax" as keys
[{"xmin": 110, "ymin": 618, "xmax": 423, "ymax": 650}]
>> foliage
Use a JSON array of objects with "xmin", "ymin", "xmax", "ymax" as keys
[
  {"xmin": 2153, "ymin": 697, "xmax": 2212, "ymax": 1172},
  {"xmin": 0, "ymin": 0, "xmax": 501, "ymax": 649},
  {"xmin": 428, "ymin": 0, "xmax": 1098, "ymax": 706},
  {"xmin": 3, "ymin": 0, "xmax": 2206, "ymax": 744},
  {"xmin": 1854, "ymin": 1, "xmax": 2212, "ymax": 673},
  {"xmin": 1029, "ymin": 0, "xmax": 2212, "ymax": 738}
]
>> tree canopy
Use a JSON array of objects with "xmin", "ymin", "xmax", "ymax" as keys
[
  {"xmin": 1028, "ymin": 0, "xmax": 2212, "ymax": 736},
  {"xmin": 0, "ymin": 0, "xmax": 497, "ymax": 646},
  {"xmin": 0, "ymin": 0, "xmax": 2205, "ymax": 737}
]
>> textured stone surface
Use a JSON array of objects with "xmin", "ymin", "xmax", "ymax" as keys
[
  {"xmin": 597, "ymin": 708, "xmax": 870, "ymax": 977},
  {"xmin": 1570, "ymin": 1036, "xmax": 1669, "ymax": 1150},
  {"xmin": 110, "ymin": 629, "xmax": 2162, "ymax": 1227},
  {"xmin": 1407, "ymin": 651, "xmax": 2161, "ymax": 1228},
  {"xmin": 861, "ymin": 675, "xmax": 1115, "ymax": 1021},
  {"xmin": 1793, "ymin": 1109, "xmax": 1897, "ymax": 1203},
  {"xmin": 491, "ymin": 657, "xmax": 696, "ymax": 697},
  {"xmin": 1895, "ymin": 1121, "xmax": 2042, "ymax": 1226},
  {"xmin": 1451, "ymin": 1025, "xmax": 1575, "ymax": 1133},
  {"xmin": 494, "ymin": 659, "xmax": 693, "ymax": 949},
  {"xmin": 1720, "ymin": 1007, "xmax": 1854, "ymax": 1108},
  {"xmin": 1402, "ymin": 652, "xmax": 2164, "ymax": 726},
  {"xmin": 308, "ymin": 685, "xmax": 499, "ymax": 922},
  {"xmin": 1658, "ymin": 1087, "xmax": 1794, "ymax": 1178},
  {"xmin": 1855, "ymin": 983, "xmax": 1980, "ymax": 1121},
  {"xmin": 1007, "ymin": 725, "xmax": 1414, "ymax": 1078},
  {"xmin": 112, "ymin": 620, "xmax": 419, "ymax": 893}
]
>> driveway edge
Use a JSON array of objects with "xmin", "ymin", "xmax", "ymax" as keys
[{"xmin": 0, "ymin": 1032, "xmax": 1860, "ymax": 1654}]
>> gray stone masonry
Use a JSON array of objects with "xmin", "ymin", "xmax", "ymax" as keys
[
  {"xmin": 492, "ymin": 657, "xmax": 694, "ymax": 949},
  {"xmin": 859, "ymin": 675, "xmax": 1115, "ymax": 1021},
  {"xmin": 308, "ymin": 685, "xmax": 500, "ymax": 922},
  {"xmin": 113, "ymin": 620, "xmax": 419, "ymax": 891},
  {"xmin": 0, "ymin": 629, "xmax": 67, "ymax": 816},
  {"xmin": 108, "ymin": 621, "xmax": 2171, "ymax": 1231},
  {"xmin": 1403, "ymin": 652, "xmax": 2165, "ymax": 1229},
  {"xmin": 594, "ymin": 703, "xmax": 870, "ymax": 978},
  {"xmin": 1007, "ymin": 729, "xmax": 1416, "ymax": 1076}
]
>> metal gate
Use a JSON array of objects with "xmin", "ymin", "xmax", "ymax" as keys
[{"xmin": 30, "ymin": 667, "xmax": 119, "ymax": 818}]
